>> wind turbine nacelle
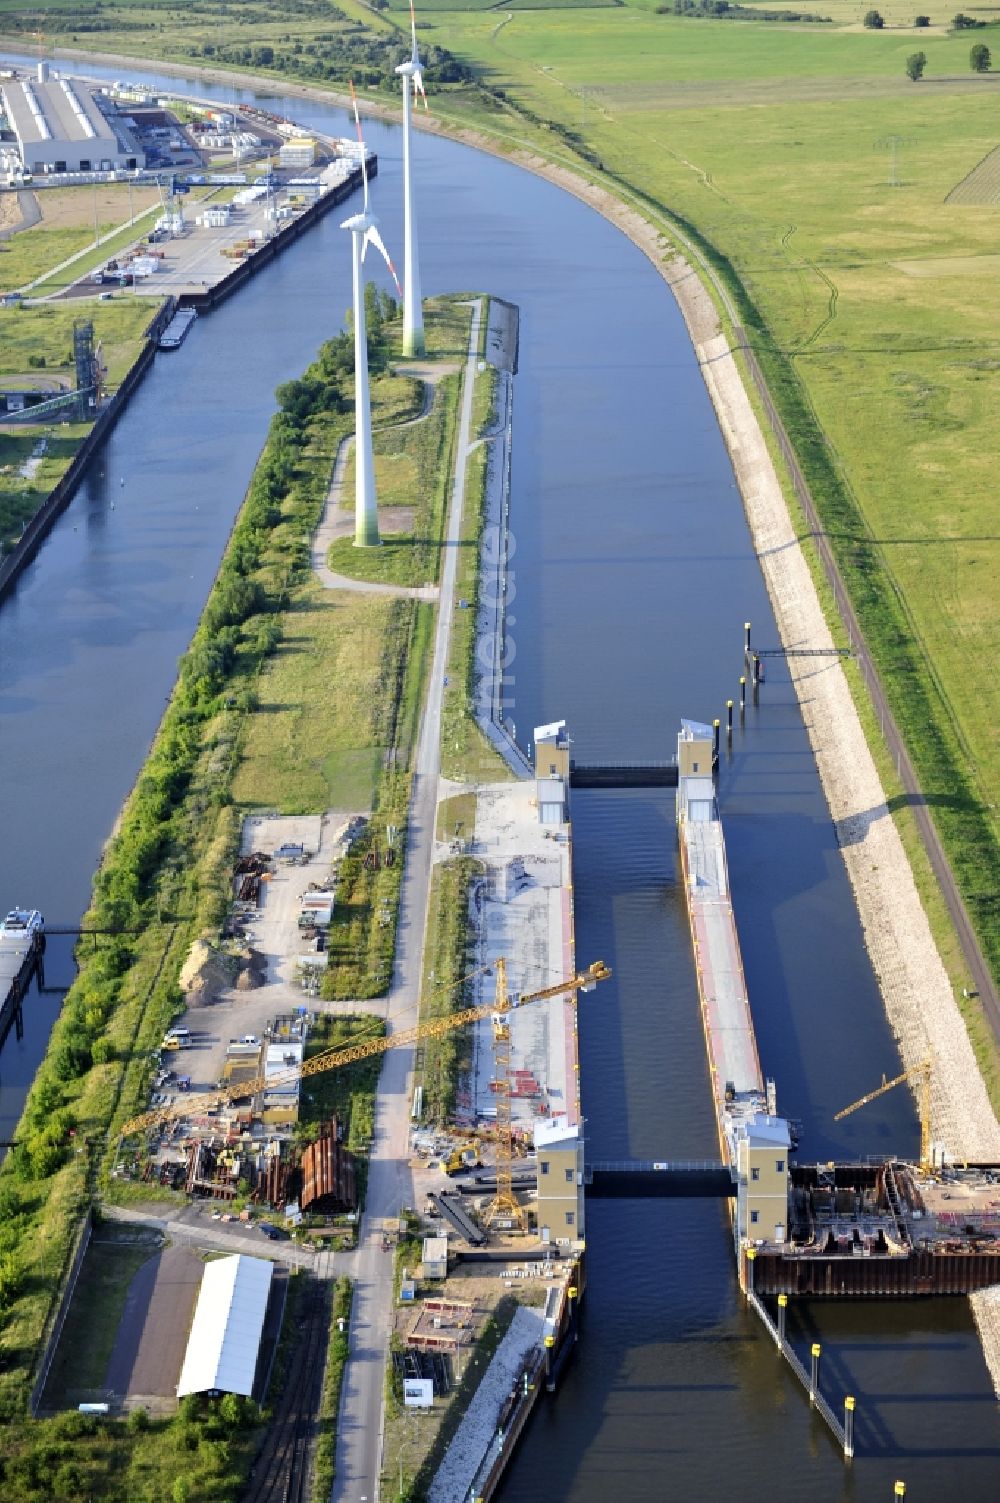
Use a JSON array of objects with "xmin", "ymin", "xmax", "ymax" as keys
[{"xmin": 341, "ymin": 210, "xmax": 375, "ymax": 233}]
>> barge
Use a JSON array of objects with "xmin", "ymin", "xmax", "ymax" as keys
[
  {"xmin": 675, "ymin": 720, "xmax": 1000, "ymax": 1298},
  {"xmin": 158, "ymin": 307, "xmax": 197, "ymax": 350},
  {"xmin": 0, "ymin": 908, "xmax": 44, "ymax": 1046}
]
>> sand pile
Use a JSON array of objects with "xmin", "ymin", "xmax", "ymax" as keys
[
  {"xmin": 235, "ymin": 949, "xmax": 268, "ymax": 990},
  {"xmin": 178, "ymin": 939, "xmax": 238, "ymax": 1006}
]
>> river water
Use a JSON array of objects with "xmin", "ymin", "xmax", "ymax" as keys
[{"xmin": 1, "ymin": 52, "xmax": 997, "ymax": 1500}]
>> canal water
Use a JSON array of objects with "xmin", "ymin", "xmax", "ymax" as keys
[{"xmin": 1, "ymin": 52, "xmax": 997, "ymax": 1500}]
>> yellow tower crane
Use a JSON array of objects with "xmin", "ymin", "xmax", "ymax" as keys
[
  {"xmin": 834, "ymin": 1058, "xmax": 932, "ymax": 1171},
  {"xmin": 118, "ymin": 959, "xmax": 611, "ymax": 1141},
  {"xmin": 482, "ymin": 958, "xmax": 611, "ymax": 1230}
]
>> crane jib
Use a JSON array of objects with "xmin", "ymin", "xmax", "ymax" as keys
[{"xmin": 118, "ymin": 959, "xmax": 611, "ymax": 1138}]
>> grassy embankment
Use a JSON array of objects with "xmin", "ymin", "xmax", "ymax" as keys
[
  {"xmin": 0, "ymin": 295, "xmax": 475, "ymax": 1497},
  {"xmin": 414, "ymin": 855, "xmax": 484, "ymax": 1126},
  {"xmin": 0, "ymin": 298, "xmax": 156, "ymax": 551}
]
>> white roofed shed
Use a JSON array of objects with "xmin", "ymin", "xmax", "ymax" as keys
[{"xmin": 176, "ymin": 1254, "xmax": 273, "ymax": 1398}]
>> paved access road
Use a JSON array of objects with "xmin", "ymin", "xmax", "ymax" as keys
[{"xmin": 331, "ymin": 300, "xmax": 483, "ymax": 1503}]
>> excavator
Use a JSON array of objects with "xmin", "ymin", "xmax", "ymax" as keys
[
  {"xmin": 118, "ymin": 959, "xmax": 612, "ymax": 1140},
  {"xmin": 443, "ymin": 1143, "xmax": 481, "ymax": 1176}
]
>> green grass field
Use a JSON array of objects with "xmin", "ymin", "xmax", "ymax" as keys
[
  {"xmin": 327, "ymin": 372, "xmax": 462, "ymax": 588},
  {"xmin": 41, "ymin": 1226, "xmax": 162, "ymax": 1408},
  {"xmin": 0, "ymin": 300, "xmax": 158, "ymax": 551}
]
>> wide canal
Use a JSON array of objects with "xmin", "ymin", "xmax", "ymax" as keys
[{"xmin": 1, "ymin": 50, "xmax": 997, "ymax": 1500}]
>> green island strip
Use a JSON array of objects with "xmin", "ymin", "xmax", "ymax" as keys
[
  {"xmin": 0, "ymin": 288, "xmax": 497, "ymax": 1498},
  {"xmin": 415, "ymin": 854, "xmax": 484, "ymax": 1127}
]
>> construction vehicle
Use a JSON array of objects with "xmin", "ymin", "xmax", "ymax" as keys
[
  {"xmin": 119, "ymin": 959, "xmax": 612, "ymax": 1140},
  {"xmin": 444, "ymin": 1143, "xmax": 481, "ymax": 1176},
  {"xmin": 834, "ymin": 1057, "xmax": 932, "ymax": 1172}
]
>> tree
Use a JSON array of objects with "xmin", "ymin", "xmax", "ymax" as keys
[
  {"xmin": 970, "ymin": 42, "xmax": 991, "ymax": 70},
  {"xmin": 906, "ymin": 50, "xmax": 928, "ymax": 79},
  {"xmin": 863, "ymin": 8, "xmax": 884, "ymax": 25}
]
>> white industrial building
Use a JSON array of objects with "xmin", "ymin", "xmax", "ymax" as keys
[
  {"xmin": 176, "ymin": 1254, "xmax": 273, "ymax": 1398},
  {"xmin": 0, "ymin": 71, "xmax": 144, "ymax": 175}
]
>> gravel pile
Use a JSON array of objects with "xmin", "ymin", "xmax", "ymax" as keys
[{"xmin": 428, "ymin": 1305, "xmax": 545, "ymax": 1503}]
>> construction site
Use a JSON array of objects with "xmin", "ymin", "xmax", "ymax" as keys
[{"xmin": 113, "ymin": 812, "xmax": 372, "ymax": 1225}]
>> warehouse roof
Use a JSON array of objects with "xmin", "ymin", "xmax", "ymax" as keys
[
  {"xmin": 176, "ymin": 1254, "xmax": 272, "ymax": 1398},
  {"xmin": 2, "ymin": 77, "xmax": 117, "ymax": 148}
]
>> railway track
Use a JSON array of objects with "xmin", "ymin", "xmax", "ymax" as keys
[{"xmin": 243, "ymin": 1278, "xmax": 330, "ymax": 1503}]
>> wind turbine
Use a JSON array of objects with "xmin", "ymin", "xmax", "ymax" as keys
[
  {"xmin": 341, "ymin": 84, "xmax": 401, "ymax": 548},
  {"xmin": 395, "ymin": 0, "xmax": 427, "ymax": 358}
]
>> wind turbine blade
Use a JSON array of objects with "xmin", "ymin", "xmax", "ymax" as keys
[
  {"xmin": 365, "ymin": 225, "xmax": 402, "ymax": 298},
  {"xmin": 349, "ymin": 79, "xmax": 369, "ymax": 210},
  {"xmin": 410, "ymin": 0, "xmax": 428, "ymax": 106}
]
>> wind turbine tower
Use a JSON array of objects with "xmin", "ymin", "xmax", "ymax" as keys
[
  {"xmin": 341, "ymin": 86, "xmax": 401, "ymax": 548},
  {"xmin": 396, "ymin": 0, "xmax": 427, "ymax": 358}
]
